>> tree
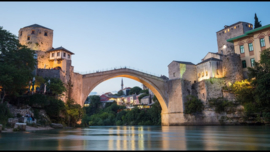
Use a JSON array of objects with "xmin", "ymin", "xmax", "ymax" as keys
[
  {"xmin": 117, "ymin": 90, "xmax": 124, "ymax": 96},
  {"xmin": 0, "ymin": 26, "xmax": 36, "ymax": 103},
  {"xmin": 129, "ymin": 86, "xmax": 142, "ymax": 95},
  {"xmin": 254, "ymin": 13, "xmax": 262, "ymax": 29},
  {"xmin": 184, "ymin": 95, "xmax": 204, "ymax": 114},
  {"xmin": 84, "ymin": 95, "xmax": 101, "ymax": 116},
  {"xmin": 45, "ymin": 78, "xmax": 66, "ymax": 97},
  {"xmin": 247, "ymin": 47, "xmax": 270, "ymax": 112},
  {"xmin": 65, "ymin": 99, "xmax": 83, "ymax": 127}
]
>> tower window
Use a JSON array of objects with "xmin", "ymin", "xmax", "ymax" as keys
[
  {"xmin": 250, "ymin": 58, "xmax": 255, "ymax": 67},
  {"xmin": 63, "ymin": 52, "xmax": 66, "ymax": 57},
  {"xmin": 44, "ymin": 32, "xmax": 48, "ymax": 36},
  {"xmin": 242, "ymin": 60, "xmax": 247, "ymax": 68},
  {"xmin": 68, "ymin": 54, "xmax": 70, "ymax": 58},
  {"xmin": 57, "ymin": 52, "xmax": 60, "ymax": 56},
  {"xmin": 173, "ymin": 72, "xmax": 175, "ymax": 77},
  {"xmin": 205, "ymin": 71, "xmax": 208, "ymax": 76},
  {"xmin": 31, "ymin": 30, "xmax": 35, "ymax": 34},
  {"xmin": 240, "ymin": 45, "xmax": 245, "ymax": 53},
  {"xmin": 260, "ymin": 38, "xmax": 265, "ymax": 47},
  {"xmin": 51, "ymin": 53, "xmax": 54, "ymax": 57},
  {"xmin": 248, "ymin": 43, "xmax": 254, "ymax": 51},
  {"xmin": 201, "ymin": 72, "xmax": 204, "ymax": 77},
  {"xmin": 27, "ymin": 36, "xmax": 30, "ymax": 40},
  {"xmin": 20, "ymin": 31, "xmax": 22, "ymax": 36}
]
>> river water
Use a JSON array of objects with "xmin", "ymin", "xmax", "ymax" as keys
[{"xmin": 1, "ymin": 126, "xmax": 270, "ymax": 150}]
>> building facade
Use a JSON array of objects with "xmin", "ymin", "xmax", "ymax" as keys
[{"xmin": 227, "ymin": 24, "xmax": 270, "ymax": 78}]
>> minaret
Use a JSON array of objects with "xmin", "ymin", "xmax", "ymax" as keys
[{"xmin": 121, "ymin": 78, "xmax": 124, "ymax": 90}]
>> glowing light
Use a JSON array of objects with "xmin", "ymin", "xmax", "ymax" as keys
[{"xmin": 179, "ymin": 63, "xmax": 186, "ymax": 78}]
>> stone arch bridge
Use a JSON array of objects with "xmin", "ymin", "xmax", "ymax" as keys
[{"xmin": 70, "ymin": 68, "xmax": 190, "ymax": 125}]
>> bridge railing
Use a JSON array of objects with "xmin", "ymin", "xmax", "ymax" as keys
[{"xmin": 73, "ymin": 66, "xmax": 166, "ymax": 78}]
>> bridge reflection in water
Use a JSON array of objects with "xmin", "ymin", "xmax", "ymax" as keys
[{"xmin": 1, "ymin": 126, "xmax": 270, "ymax": 150}]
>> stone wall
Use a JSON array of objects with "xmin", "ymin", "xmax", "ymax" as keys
[
  {"xmin": 221, "ymin": 53, "xmax": 243, "ymax": 83},
  {"xmin": 37, "ymin": 69, "xmax": 65, "ymax": 82}
]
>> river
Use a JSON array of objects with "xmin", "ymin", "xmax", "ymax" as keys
[{"xmin": 1, "ymin": 126, "xmax": 270, "ymax": 150}]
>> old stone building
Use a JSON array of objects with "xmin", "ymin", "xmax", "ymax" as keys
[
  {"xmin": 18, "ymin": 24, "xmax": 76, "ymax": 102},
  {"xmin": 216, "ymin": 21, "xmax": 253, "ymax": 55}
]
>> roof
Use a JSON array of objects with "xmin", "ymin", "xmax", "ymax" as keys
[
  {"xmin": 46, "ymin": 46, "xmax": 75, "ymax": 55},
  {"xmin": 172, "ymin": 60, "xmax": 195, "ymax": 65},
  {"xmin": 202, "ymin": 52, "xmax": 222, "ymax": 60},
  {"xmin": 23, "ymin": 24, "xmax": 53, "ymax": 30},
  {"xmin": 197, "ymin": 57, "xmax": 222, "ymax": 65},
  {"xmin": 216, "ymin": 21, "xmax": 252, "ymax": 33},
  {"xmin": 227, "ymin": 24, "xmax": 270, "ymax": 43},
  {"xmin": 100, "ymin": 100, "xmax": 115, "ymax": 103}
]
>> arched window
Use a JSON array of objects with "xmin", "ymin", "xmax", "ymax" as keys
[
  {"xmin": 31, "ymin": 30, "xmax": 35, "ymax": 34},
  {"xmin": 44, "ymin": 31, "xmax": 48, "ymax": 36}
]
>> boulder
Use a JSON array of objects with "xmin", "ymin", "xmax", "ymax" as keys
[
  {"xmin": 50, "ymin": 123, "xmax": 63, "ymax": 129},
  {"xmin": 14, "ymin": 123, "xmax": 26, "ymax": 131},
  {"xmin": 18, "ymin": 117, "xmax": 25, "ymax": 123},
  {"xmin": 0, "ymin": 124, "xmax": 2, "ymax": 133},
  {"xmin": 8, "ymin": 118, "xmax": 18, "ymax": 127}
]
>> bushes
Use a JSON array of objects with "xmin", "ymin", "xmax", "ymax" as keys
[
  {"xmin": 26, "ymin": 94, "xmax": 49, "ymax": 108},
  {"xmin": 208, "ymin": 97, "xmax": 238, "ymax": 114},
  {"xmin": 0, "ymin": 102, "xmax": 13, "ymax": 128},
  {"xmin": 184, "ymin": 95, "xmax": 204, "ymax": 114}
]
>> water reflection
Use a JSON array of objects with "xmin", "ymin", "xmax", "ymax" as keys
[{"xmin": 1, "ymin": 126, "xmax": 270, "ymax": 150}]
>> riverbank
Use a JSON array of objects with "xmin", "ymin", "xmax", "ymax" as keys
[{"xmin": 1, "ymin": 126, "xmax": 54, "ymax": 133}]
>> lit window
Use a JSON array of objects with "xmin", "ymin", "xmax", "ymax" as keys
[
  {"xmin": 201, "ymin": 72, "xmax": 204, "ymax": 77},
  {"xmin": 240, "ymin": 45, "xmax": 245, "ymax": 53},
  {"xmin": 44, "ymin": 32, "xmax": 48, "ymax": 36},
  {"xmin": 228, "ymin": 29, "xmax": 230, "ymax": 32},
  {"xmin": 248, "ymin": 24, "xmax": 250, "ymax": 28},
  {"xmin": 27, "ymin": 36, "xmax": 30, "ymax": 40},
  {"xmin": 242, "ymin": 60, "xmax": 246, "ymax": 68},
  {"xmin": 250, "ymin": 58, "xmax": 255, "ymax": 67},
  {"xmin": 234, "ymin": 26, "xmax": 236, "ymax": 29},
  {"xmin": 248, "ymin": 43, "xmax": 253, "ymax": 51},
  {"xmin": 216, "ymin": 71, "xmax": 219, "ymax": 75},
  {"xmin": 52, "ymin": 53, "xmax": 54, "ymax": 57},
  {"xmin": 225, "ymin": 30, "xmax": 226, "ymax": 33},
  {"xmin": 57, "ymin": 52, "xmax": 60, "ymax": 56},
  {"xmin": 205, "ymin": 71, "xmax": 208, "ymax": 76},
  {"xmin": 31, "ymin": 30, "xmax": 35, "ymax": 34},
  {"xmin": 251, "ymin": 25, "xmax": 253, "ymax": 28},
  {"xmin": 260, "ymin": 38, "xmax": 265, "ymax": 47}
]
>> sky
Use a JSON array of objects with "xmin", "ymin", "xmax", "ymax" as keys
[{"xmin": 1, "ymin": 2, "xmax": 270, "ymax": 95}]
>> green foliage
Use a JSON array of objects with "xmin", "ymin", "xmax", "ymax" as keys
[
  {"xmin": 117, "ymin": 90, "xmax": 124, "ymax": 96},
  {"xmin": 84, "ymin": 95, "xmax": 101, "ymax": 116},
  {"xmin": 46, "ymin": 78, "xmax": 67, "ymax": 96},
  {"xmin": 184, "ymin": 95, "xmax": 204, "ymax": 114},
  {"xmin": 254, "ymin": 13, "xmax": 262, "ymax": 29},
  {"xmin": 140, "ymin": 89, "xmax": 149, "ymax": 94},
  {"xmin": 44, "ymin": 98, "xmax": 65, "ymax": 122},
  {"xmin": 208, "ymin": 97, "xmax": 238, "ymax": 114},
  {"xmin": 0, "ymin": 102, "xmax": 13, "ymax": 128},
  {"xmin": 65, "ymin": 99, "xmax": 84, "ymax": 127},
  {"xmin": 129, "ymin": 86, "xmax": 142, "ymax": 95},
  {"xmin": 26, "ymin": 94, "xmax": 49, "ymax": 108},
  {"xmin": 35, "ymin": 76, "xmax": 45, "ymax": 87},
  {"xmin": 0, "ymin": 26, "xmax": 36, "ymax": 103},
  {"xmin": 230, "ymin": 48, "xmax": 270, "ymax": 123}
]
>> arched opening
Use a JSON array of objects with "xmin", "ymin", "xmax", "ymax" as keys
[{"xmin": 81, "ymin": 72, "xmax": 168, "ymax": 113}]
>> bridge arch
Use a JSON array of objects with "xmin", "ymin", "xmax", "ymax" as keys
[{"xmin": 79, "ymin": 68, "xmax": 169, "ymax": 113}]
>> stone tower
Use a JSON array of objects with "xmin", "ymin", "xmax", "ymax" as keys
[
  {"xmin": 216, "ymin": 22, "xmax": 253, "ymax": 55},
  {"xmin": 18, "ymin": 24, "xmax": 53, "ymax": 52},
  {"xmin": 18, "ymin": 24, "xmax": 54, "ymax": 69}
]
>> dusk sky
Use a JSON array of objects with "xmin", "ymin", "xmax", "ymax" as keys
[{"xmin": 1, "ymin": 2, "xmax": 269, "ymax": 95}]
